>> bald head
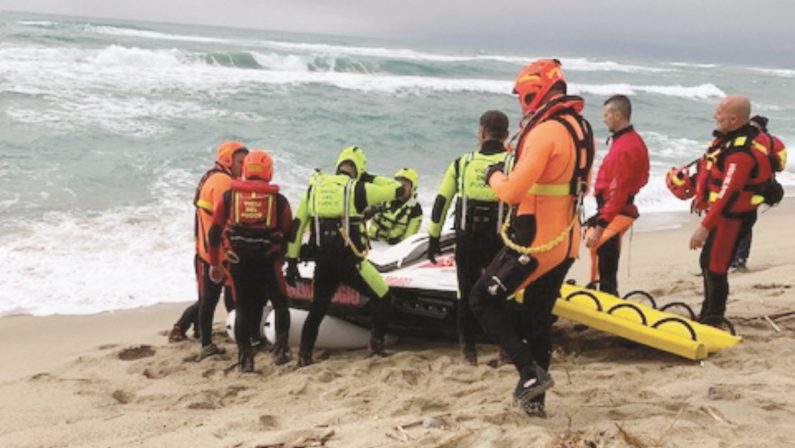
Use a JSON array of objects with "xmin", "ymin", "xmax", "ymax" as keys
[{"xmin": 713, "ymin": 95, "xmax": 751, "ymax": 134}]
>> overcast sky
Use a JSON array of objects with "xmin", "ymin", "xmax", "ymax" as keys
[{"xmin": 2, "ymin": 0, "xmax": 794, "ymax": 65}]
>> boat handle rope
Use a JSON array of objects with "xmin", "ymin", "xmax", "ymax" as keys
[
  {"xmin": 659, "ymin": 302, "xmax": 697, "ymax": 321},
  {"xmin": 607, "ymin": 303, "xmax": 648, "ymax": 326},
  {"xmin": 622, "ymin": 290, "xmax": 657, "ymax": 309}
]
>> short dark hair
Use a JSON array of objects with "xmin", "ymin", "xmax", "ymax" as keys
[
  {"xmin": 479, "ymin": 110, "xmax": 509, "ymax": 140},
  {"xmin": 604, "ymin": 94, "xmax": 632, "ymax": 120}
]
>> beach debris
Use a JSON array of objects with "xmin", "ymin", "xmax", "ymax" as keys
[
  {"xmin": 752, "ymin": 283, "xmax": 791, "ymax": 290},
  {"xmin": 430, "ymin": 428, "xmax": 472, "ymax": 448},
  {"xmin": 256, "ymin": 429, "xmax": 335, "ymax": 448},
  {"xmin": 766, "ymin": 309, "xmax": 795, "ymax": 321},
  {"xmin": 117, "ymin": 345, "xmax": 155, "ymax": 361},
  {"xmin": 422, "ymin": 416, "xmax": 443, "ymax": 428},
  {"xmin": 653, "ymin": 404, "xmax": 686, "ymax": 445},
  {"xmin": 615, "ymin": 423, "xmax": 649, "ymax": 448},
  {"xmin": 763, "ymin": 316, "xmax": 781, "ymax": 333},
  {"xmin": 699, "ymin": 405, "xmax": 732, "ymax": 425}
]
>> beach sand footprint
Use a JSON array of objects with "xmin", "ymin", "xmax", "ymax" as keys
[{"xmin": 117, "ymin": 345, "xmax": 156, "ymax": 361}]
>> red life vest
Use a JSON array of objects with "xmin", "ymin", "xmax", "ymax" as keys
[
  {"xmin": 229, "ymin": 179, "xmax": 280, "ymax": 229},
  {"xmin": 694, "ymin": 127, "xmax": 773, "ymax": 216}
]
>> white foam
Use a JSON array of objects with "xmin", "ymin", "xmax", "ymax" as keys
[
  {"xmin": 0, "ymin": 169, "xmax": 196, "ymax": 316},
  {"xmin": 670, "ymin": 62, "xmax": 719, "ymax": 69},
  {"xmin": 748, "ymin": 67, "xmax": 795, "ymax": 78},
  {"xmin": 16, "ymin": 20, "xmax": 57, "ymax": 27},
  {"xmin": 572, "ymin": 83, "xmax": 725, "ymax": 100},
  {"xmin": 84, "ymin": 24, "xmax": 228, "ymax": 44}
]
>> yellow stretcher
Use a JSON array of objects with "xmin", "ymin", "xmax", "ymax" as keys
[{"xmin": 521, "ymin": 284, "xmax": 742, "ymax": 360}]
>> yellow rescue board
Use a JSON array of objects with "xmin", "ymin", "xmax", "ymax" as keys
[{"xmin": 520, "ymin": 284, "xmax": 742, "ymax": 360}]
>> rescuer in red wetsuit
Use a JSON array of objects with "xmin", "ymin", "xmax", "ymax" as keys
[
  {"xmin": 208, "ymin": 150, "xmax": 293, "ymax": 372},
  {"xmin": 689, "ymin": 96, "xmax": 774, "ymax": 324},
  {"xmin": 584, "ymin": 94, "xmax": 649, "ymax": 296}
]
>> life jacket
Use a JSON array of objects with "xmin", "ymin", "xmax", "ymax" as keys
[
  {"xmin": 225, "ymin": 179, "xmax": 280, "ymax": 257},
  {"xmin": 454, "ymin": 150, "xmax": 514, "ymax": 235},
  {"xmin": 512, "ymin": 95, "xmax": 595, "ymax": 203},
  {"xmin": 695, "ymin": 127, "xmax": 775, "ymax": 216},
  {"xmin": 193, "ymin": 166, "xmax": 231, "ymax": 261},
  {"xmin": 367, "ymin": 197, "xmax": 418, "ymax": 242},
  {"xmin": 306, "ymin": 173, "xmax": 366, "ymax": 254},
  {"xmin": 754, "ymin": 131, "xmax": 787, "ymax": 173}
]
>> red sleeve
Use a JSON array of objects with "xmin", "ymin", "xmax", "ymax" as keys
[
  {"xmin": 208, "ymin": 194, "xmax": 230, "ymax": 266},
  {"xmin": 701, "ymin": 152, "xmax": 754, "ymax": 230}
]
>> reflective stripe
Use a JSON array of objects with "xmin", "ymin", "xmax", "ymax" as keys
[
  {"xmin": 708, "ymin": 190, "xmax": 764, "ymax": 206},
  {"xmin": 527, "ymin": 183, "xmax": 571, "ymax": 196},
  {"xmin": 752, "ymin": 141, "xmax": 769, "ymax": 155},
  {"xmin": 195, "ymin": 198, "xmax": 213, "ymax": 213}
]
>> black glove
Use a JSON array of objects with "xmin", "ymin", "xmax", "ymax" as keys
[
  {"xmin": 484, "ymin": 162, "xmax": 506, "ymax": 185},
  {"xmin": 585, "ymin": 214, "xmax": 599, "ymax": 228},
  {"xmin": 285, "ymin": 259, "xmax": 300, "ymax": 287},
  {"xmin": 360, "ymin": 171, "xmax": 375, "ymax": 183},
  {"xmin": 427, "ymin": 236, "xmax": 441, "ymax": 264}
]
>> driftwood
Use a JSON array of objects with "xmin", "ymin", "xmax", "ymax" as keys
[{"xmin": 763, "ymin": 315, "xmax": 782, "ymax": 333}]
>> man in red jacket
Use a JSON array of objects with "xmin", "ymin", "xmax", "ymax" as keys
[
  {"xmin": 208, "ymin": 150, "xmax": 293, "ymax": 372},
  {"xmin": 584, "ymin": 95, "xmax": 649, "ymax": 295},
  {"xmin": 690, "ymin": 96, "xmax": 774, "ymax": 323}
]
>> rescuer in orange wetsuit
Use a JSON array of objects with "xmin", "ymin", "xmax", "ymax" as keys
[
  {"xmin": 470, "ymin": 59, "xmax": 595, "ymax": 417},
  {"xmin": 169, "ymin": 141, "xmax": 248, "ymax": 362}
]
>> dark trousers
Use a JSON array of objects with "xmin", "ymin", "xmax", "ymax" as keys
[
  {"xmin": 229, "ymin": 256, "xmax": 289, "ymax": 355},
  {"xmin": 455, "ymin": 232, "xmax": 503, "ymax": 349},
  {"xmin": 471, "ymin": 252, "xmax": 573, "ymax": 405},
  {"xmin": 299, "ymin": 254, "xmax": 390, "ymax": 355},
  {"xmin": 699, "ymin": 214, "xmax": 756, "ymax": 319},
  {"xmin": 596, "ymin": 234, "xmax": 621, "ymax": 296},
  {"xmin": 195, "ymin": 256, "xmax": 234, "ymax": 346}
]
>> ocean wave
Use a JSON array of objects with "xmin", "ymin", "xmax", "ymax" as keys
[
  {"xmin": 748, "ymin": 67, "xmax": 795, "ymax": 78},
  {"xmin": 16, "ymin": 20, "xmax": 58, "ymax": 27},
  {"xmin": 0, "ymin": 45, "xmax": 723, "ymax": 100},
  {"xmin": 669, "ymin": 62, "xmax": 719, "ymax": 69},
  {"xmin": 84, "ymin": 24, "xmax": 228, "ymax": 44},
  {"xmin": 0, "ymin": 169, "xmax": 196, "ymax": 316},
  {"xmin": 572, "ymin": 83, "xmax": 725, "ymax": 100},
  {"xmin": 85, "ymin": 24, "xmax": 669, "ymax": 73}
]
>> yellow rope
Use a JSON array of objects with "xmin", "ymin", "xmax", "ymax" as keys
[
  {"xmin": 338, "ymin": 226, "xmax": 369, "ymax": 259},
  {"xmin": 499, "ymin": 207, "xmax": 579, "ymax": 255}
]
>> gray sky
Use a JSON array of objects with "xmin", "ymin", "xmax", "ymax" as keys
[{"xmin": 2, "ymin": 0, "xmax": 794, "ymax": 65}]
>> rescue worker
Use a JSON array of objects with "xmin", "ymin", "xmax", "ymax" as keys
[
  {"xmin": 169, "ymin": 142, "xmax": 248, "ymax": 362},
  {"xmin": 366, "ymin": 168, "xmax": 423, "ymax": 244},
  {"xmin": 427, "ymin": 110, "xmax": 511, "ymax": 365},
  {"xmin": 471, "ymin": 59, "xmax": 595, "ymax": 416},
  {"xmin": 285, "ymin": 146, "xmax": 409, "ymax": 366},
  {"xmin": 584, "ymin": 95, "xmax": 649, "ymax": 296},
  {"xmin": 207, "ymin": 150, "xmax": 292, "ymax": 372},
  {"xmin": 730, "ymin": 115, "xmax": 787, "ymax": 271},
  {"xmin": 689, "ymin": 97, "xmax": 777, "ymax": 324}
]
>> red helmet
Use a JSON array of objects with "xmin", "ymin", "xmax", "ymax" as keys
[
  {"xmin": 243, "ymin": 150, "xmax": 273, "ymax": 182},
  {"xmin": 215, "ymin": 140, "xmax": 248, "ymax": 170},
  {"xmin": 665, "ymin": 165, "xmax": 695, "ymax": 200},
  {"xmin": 513, "ymin": 58, "xmax": 566, "ymax": 113}
]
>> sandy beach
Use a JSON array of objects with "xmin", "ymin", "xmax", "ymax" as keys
[{"xmin": 1, "ymin": 201, "xmax": 794, "ymax": 448}]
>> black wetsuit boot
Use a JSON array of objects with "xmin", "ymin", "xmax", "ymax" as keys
[{"xmin": 596, "ymin": 233, "xmax": 621, "ymax": 296}]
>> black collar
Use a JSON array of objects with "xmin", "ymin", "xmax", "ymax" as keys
[
  {"xmin": 480, "ymin": 139, "xmax": 505, "ymax": 155},
  {"xmin": 606, "ymin": 125, "xmax": 633, "ymax": 145}
]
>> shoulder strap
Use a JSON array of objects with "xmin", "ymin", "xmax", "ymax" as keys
[{"xmin": 547, "ymin": 111, "xmax": 595, "ymax": 197}]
